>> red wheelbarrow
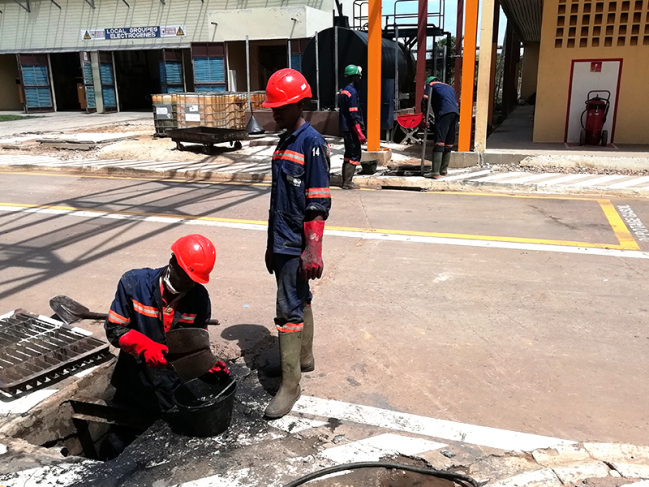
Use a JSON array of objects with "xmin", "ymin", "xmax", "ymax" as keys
[{"xmin": 395, "ymin": 113, "xmax": 424, "ymax": 145}]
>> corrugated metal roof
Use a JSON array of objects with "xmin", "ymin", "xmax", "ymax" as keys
[{"xmin": 499, "ymin": 0, "xmax": 544, "ymax": 43}]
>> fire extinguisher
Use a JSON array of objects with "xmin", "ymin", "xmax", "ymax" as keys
[{"xmin": 579, "ymin": 90, "xmax": 611, "ymax": 146}]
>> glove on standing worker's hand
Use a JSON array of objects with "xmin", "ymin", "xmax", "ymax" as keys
[
  {"xmin": 118, "ymin": 329, "xmax": 169, "ymax": 368},
  {"xmin": 353, "ymin": 124, "xmax": 367, "ymax": 144},
  {"xmin": 207, "ymin": 360, "xmax": 231, "ymax": 378},
  {"xmin": 300, "ymin": 219, "xmax": 325, "ymax": 281}
]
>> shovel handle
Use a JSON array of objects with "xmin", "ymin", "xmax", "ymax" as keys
[
  {"xmin": 79, "ymin": 308, "xmax": 219, "ymax": 325},
  {"xmin": 83, "ymin": 312, "xmax": 108, "ymax": 320}
]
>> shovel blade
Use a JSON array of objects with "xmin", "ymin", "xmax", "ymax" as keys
[
  {"xmin": 166, "ymin": 328, "xmax": 211, "ymax": 357},
  {"xmin": 49, "ymin": 295, "xmax": 90, "ymax": 325},
  {"xmin": 169, "ymin": 349, "xmax": 218, "ymax": 382}
]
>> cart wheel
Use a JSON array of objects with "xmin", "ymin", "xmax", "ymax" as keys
[
  {"xmin": 203, "ymin": 144, "xmax": 211, "ymax": 155},
  {"xmin": 601, "ymin": 130, "xmax": 608, "ymax": 147},
  {"xmin": 579, "ymin": 130, "xmax": 586, "ymax": 146},
  {"xmin": 176, "ymin": 142, "xmax": 184, "ymax": 151},
  {"xmin": 234, "ymin": 141, "xmax": 242, "ymax": 150}
]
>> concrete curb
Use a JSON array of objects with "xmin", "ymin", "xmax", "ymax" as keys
[
  {"xmin": 0, "ymin": 164, "xmax": 273, "ymax": 184},
  {"xmin": 1, "ymin": 162, "xmax": 648, "ymax": 199}
]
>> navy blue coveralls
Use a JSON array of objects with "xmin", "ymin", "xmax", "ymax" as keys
[
  {"xmin": 422, "ymin": 81, "xmax": 460, "ymax": 150},
  {"xmin": 105, "ymin": 266, "xmax": 211, "ymax": 415},
  {"xmin": 338, "ymin": 83, "xmax": 364, "ymax": 166},
  {"xmin": 268, "ymin": 122, "xmax": 331, "ymax": 332}
]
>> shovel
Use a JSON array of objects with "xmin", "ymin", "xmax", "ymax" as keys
[{"xmin": 49, "ymin": 295, "xmax": 220, "ymax": 326}]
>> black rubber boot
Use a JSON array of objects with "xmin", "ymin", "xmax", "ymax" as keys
[
  {"xmin": 440, "ymin": 151, "xmax": 451, "ymax": 176},
  {"xmin": 300, "ymin": 304, "xmax": 315, "ymax": 372},
  {"xmin": 264, "ymin": 331, "xmax": 302, "ymax": 419},
  {"xmin": 341, "ymin": 162, "xmax": 359, "ymax": 190},
  {"xmin": 423, "ymin": 152, "xmax": 443, "ymax": 178}
]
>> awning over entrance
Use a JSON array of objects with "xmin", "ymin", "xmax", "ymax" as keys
[{"xmin": 499, "ymin": 0, "xmax": 544, "ymax": 43}]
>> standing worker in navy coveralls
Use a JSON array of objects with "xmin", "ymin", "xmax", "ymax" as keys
[
  {"xmin": 262, "ymin": 68, "xmax": 332, "ymax": 418},
  {"xmin": 102, "ymin": 234, "xmax": 229, "ymax": 459},
  {"xmin": 421, "ymin": 76, "xmax": 460, "ymax": 179},
  {"xmin": 338, "ymin": 64, "xmax": 366, "ymax": 190}
]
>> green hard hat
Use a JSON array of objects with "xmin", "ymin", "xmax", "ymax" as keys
[
  {"xmin": 344, "ymin": 64, "xmax": 362, "ymax": 77},
  {"xmin": 426, "ymin": 76, "xmax": 440, "ymax": 84}
]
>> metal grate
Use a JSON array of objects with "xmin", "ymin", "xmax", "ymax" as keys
[{"xmin": 0, "ymin": 313, "xmax": 110, "ymax": 394}]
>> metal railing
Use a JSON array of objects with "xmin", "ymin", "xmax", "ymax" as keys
[{"xmin": 352, "ymin": 0, "xmax": 445, "ymax": 36}]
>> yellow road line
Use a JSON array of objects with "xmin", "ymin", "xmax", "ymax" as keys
[
  {"xmin": 598, "ymin": 199, "xmax": 640, "ymax": 250},
  {"xmin": 0, "ymin": 201, "xmax": 631, "ymax": 251}
]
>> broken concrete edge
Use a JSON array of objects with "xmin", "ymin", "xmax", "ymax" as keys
[
  {"xmin": 0, "ymin": 360, "xmax": 115, "ymax": 457},
  {"xmin": 451, "ymin": 442, "xmax": 649, "ymax": 487}
]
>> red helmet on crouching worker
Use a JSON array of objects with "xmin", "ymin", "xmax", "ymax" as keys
[
  {"xmin": 263, "ymin": 68, "xmax": 312, "ymax": 108},
  {"xmin": 171, "ymin": 234, "xmax": 216, "ymax": 284}
]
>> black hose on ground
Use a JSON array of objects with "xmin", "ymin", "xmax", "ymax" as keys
[{"xmin": 282, "ymin": 461, "xmax": 480, "ymax": 487}]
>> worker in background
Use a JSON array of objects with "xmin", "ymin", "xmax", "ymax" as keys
[
  {"xmin": 338, "ymin": 64, "xmax": 366, "ymax": 190},
  {"xmin": 421, "ymin": 76, "xmax": 460, "ymax": 179},
  {"xmin": 101, "ymin": 234, "xmax": 228, "ymax": 459},
  {"xmin": 262, "ymin": 68, "xmax": 331, "ymax": 419}
]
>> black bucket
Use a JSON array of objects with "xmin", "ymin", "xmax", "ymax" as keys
[{"xmin": 172, "ymin": 375, "xmax": 236, "ymax": 437}]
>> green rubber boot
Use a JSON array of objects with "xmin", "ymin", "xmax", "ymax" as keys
[
  {"xmin": 440, "ymin": 151, "xmax": 451, "ymax": 176},
  {"xmin": 300, "ymin": 304, "xmax": 315, "ymax": 372},
  {"xmin": 342, "ymin": 162, "xmax": 359, "ymax": 189},
  {"xmin": 264, "ymin": 331, "xmax": 302, "ymax": 419},
  {"xmin": 424, "ymin": 152, "xmax": 443, "ymax": 178}
]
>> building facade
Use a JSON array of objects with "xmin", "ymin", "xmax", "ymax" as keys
[
  {"xmin": 0, "ymin": 0, "xmax": 340, "ymax": 113},
  {"xmin": 534, "ymin": 0, "xmax": 649, "ymax": 144}
]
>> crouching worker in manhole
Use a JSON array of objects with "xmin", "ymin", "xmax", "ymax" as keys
[{"xmin": 100, "ymin": 234, "xmax": 232, "ymax": 460}]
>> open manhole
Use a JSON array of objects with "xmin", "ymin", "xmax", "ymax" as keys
[{"xmin": 0, "ymin": 311, "xmax": 110, "ymax": 394}]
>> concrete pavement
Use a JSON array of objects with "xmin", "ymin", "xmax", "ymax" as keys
[
  {"xmin": 0, "ymin": 173, "xmax": 648, "ymax": 485},
  {"xmin": 1, "ymin": 153, "xmax": 649, "ymax": 198}
]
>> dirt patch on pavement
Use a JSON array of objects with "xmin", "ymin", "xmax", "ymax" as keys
[
  {"xmin": 96, "ymin": 135, "xmax": 252, "ymax": 162},
  {"xmin": 69, "ymin": 123, "xmax": 154, "ymax": 134}
]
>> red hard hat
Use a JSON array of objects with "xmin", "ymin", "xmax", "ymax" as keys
[
  {"xmin": 171, "ymin": 234, "xmax": 216, "ymax": 284},
  {"xmin": 263, "ymin": 68, "xmax": 312, "ymax": 108}
]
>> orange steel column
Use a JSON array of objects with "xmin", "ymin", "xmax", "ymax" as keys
[
  {"xmin": 458, "ymin": 0, "xmax": 479, "ymax": 152},
  {"xmin": 367, "ymin": 0, "xmax": 382, "ymax": 152}
]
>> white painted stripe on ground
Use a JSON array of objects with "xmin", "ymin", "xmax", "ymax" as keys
[
  {"xmin": 441, "ymin": 169, "xmax": 491, "ymax": 181},
  {"xmin": 473, "ymin": 171, "xmax": 528, "ymax": 182},
  {"xmin": 1, "ymin": 204, "xmax": 648, "ymax": 260},
  {"xmin": 607, "ymin": 176, "xmax": 649, "ymax": 189},
  {"xmin": 497, "ymin": 173, "xmax": 563, "ymax": 184},
  {"xmin": 321, "ymin": 433, "xmax": 446, "ymax": 463},
  {"xmin": 0, "ymin": 463, "xmax": 99, "ymax": 486},
  {"xmin": 178, "ymin": 468, "xmax": 251, "ymax": 487},
  {"xmin": 489, "ymin": 468, "xmax": 562, "ymax": 487},
  {"xmin": 0, "ymin": 389, "xmax": 58, "ymax": 414},
  {"xmin": 536, "ymin": 174, "xmax": 593, "ymax": 186},
  {"xmin": 268, "ymin": 416, "xmax": 328, "ymax": 434},
  {"xmin": 565, "ymin": 174, "xmax": 627, "ymax": 187},
  {"xmin": 293, "ymin": 396, "xmax": 574, "ymax": 451}
]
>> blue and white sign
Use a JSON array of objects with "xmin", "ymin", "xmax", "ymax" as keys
[
  {"xmin": 81, "ymin": 25, "xmax": 186, "ymax": 41},
  {"xmin": 105, "ymin": 26, "xmax": 160, "ymax": 39}
]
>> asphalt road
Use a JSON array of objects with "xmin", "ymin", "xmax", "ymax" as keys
[{"xmin": 1, "ymin": 171, "xmax": 648, "ymax": 446}]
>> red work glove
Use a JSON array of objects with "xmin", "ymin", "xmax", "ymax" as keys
[
  {"xmin": 301, "ymin": 219, "xmax": 325, "ymax": 281},
  {"xmin": 118, "ymin": 329, "xmax": 168, "ymax": 368},
  {"xmin": 353, "ymin": 124, "xmax": 367, "ymax": 144},
  {"xmin": 207, "ymin": 360, "xmax": 231, "ymax": 378}
]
